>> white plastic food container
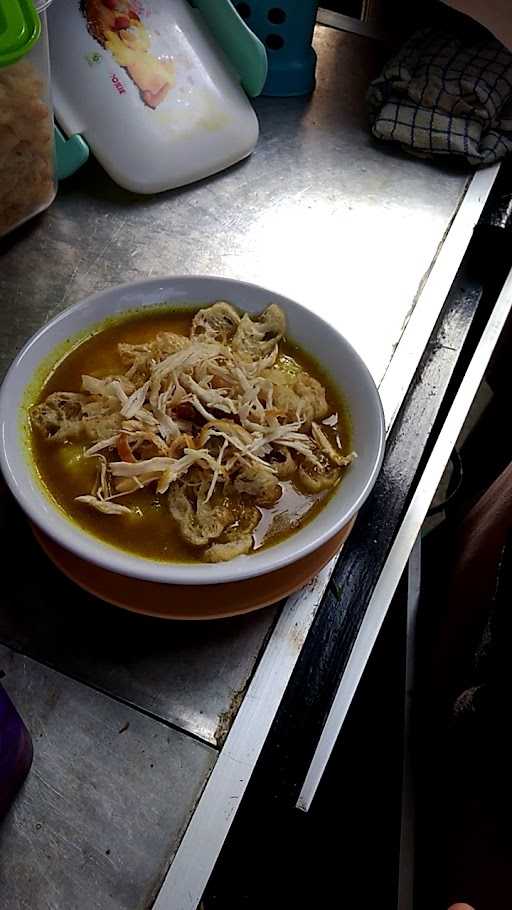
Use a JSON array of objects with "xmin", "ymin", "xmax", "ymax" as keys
[
  {"xmin": 0, "ymin": 0, "xmax": 57, "ymax": 238},
  {"xmin": 48, "ymin": 0, "xmax": 266, "ymax": 194}
]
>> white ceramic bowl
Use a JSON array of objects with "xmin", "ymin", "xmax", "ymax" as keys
[{"xmin": 0, "ymin": 277, "xmax": 385, "ymax": 585}]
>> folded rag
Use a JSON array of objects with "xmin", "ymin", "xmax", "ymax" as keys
[{"xmin": 367, "ymin": 27, "xmax": 512, "ymax": 166}]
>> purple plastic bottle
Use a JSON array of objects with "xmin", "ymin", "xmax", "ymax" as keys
[{"xmin": 0, "ymin": 683, "xmax": 33, "ymax": 818}]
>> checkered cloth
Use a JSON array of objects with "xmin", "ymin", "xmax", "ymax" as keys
[{"xmin": 367, "ymin": 27, "xmax": 512, "ymax": 166}]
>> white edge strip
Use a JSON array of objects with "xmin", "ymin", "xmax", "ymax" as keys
[
  {"xmin": 397, "ymin": 537, "xmax": 421, "ymax": 910},
  {"xmin": 379, "ymin": 165, "xmax": 499, "ymax": 430},
  {"xmin": 297, "ymin": 264, "xmax": 512, "ymax": 812},
  {"xmin": 152, "ymin": 558, "xmax": 337, "ymax": 910}
]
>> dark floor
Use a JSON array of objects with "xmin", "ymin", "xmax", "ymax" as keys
[
  {"xmin": 204, "ymin": 579, "xmax": 407, "ymax": 908},
  {"xmin": 414, "ymin": 372, "xmax": 512, "ymax": 910},
  {"xmin": 295, "ymin": 585, "xmax": 406, "ymax": 907}
]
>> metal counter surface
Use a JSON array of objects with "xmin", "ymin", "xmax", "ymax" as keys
[
  {"xmin": 0, "ymin": 646, "xmax": 215, "ymax": 910},
  {"xmin": 0, "ymin": 26, "xmax": 470, "ymax": 744},
  {"xmin": 0, "ymin": 23, "xmax": 475, "ymax": 910}
]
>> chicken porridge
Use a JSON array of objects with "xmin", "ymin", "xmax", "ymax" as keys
[{"xmin": 29, "ymin": 302, "xmax": 356, "ymax": 563}]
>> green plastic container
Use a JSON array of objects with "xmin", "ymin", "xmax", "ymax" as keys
[{"xmin": 0, "ymin": 0, "xmax": 57, "ymax": 237}]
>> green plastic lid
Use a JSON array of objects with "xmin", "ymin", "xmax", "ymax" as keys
[{"xmin": 0, "ymin": 0, "xmax": 41, "ymax": 68}]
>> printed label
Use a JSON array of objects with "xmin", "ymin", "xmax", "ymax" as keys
[{"xmin": 111, "ymin": 72, "xmax": 127, "ymax": 95}]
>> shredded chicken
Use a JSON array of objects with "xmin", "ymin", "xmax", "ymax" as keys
[
  {"xmin": 75, "ymin": 495, "xmax": 133, "ymax": 516},
  {"xmin": 311, "ymin": 423, "xmax": 357, "ymax": 468},
  {"xmin": 31, "ymin": 302, "xmax": 356, "ymax": 561}
]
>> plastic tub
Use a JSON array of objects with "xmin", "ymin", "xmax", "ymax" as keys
[
  {"xmin": 0, "ymin": 682, "xmax": 33, "ymax": 818},
  {"xmin": 0, "ymin": 0, "xmax": 56, "ymax": 238},
  {"xmin": 234, "ymin": 0, "xmax": 319, "ymax": 96}
]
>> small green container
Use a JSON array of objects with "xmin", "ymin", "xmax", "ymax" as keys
[{"xmin": 0, "ymin": 0, "xmax": 57, "ymax": 238}]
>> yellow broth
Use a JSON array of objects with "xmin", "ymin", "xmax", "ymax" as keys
[{"xmin": 29, "ymin": 308, "xmax": 352, "ymax": 562}]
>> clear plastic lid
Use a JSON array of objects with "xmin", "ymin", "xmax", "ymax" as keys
[{"xmin": 49, "ymin": 0, "xmax": 259, "ymax": 194}]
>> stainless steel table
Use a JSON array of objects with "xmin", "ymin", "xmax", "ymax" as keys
[{"xmin": 0, "ymin": 18, "xmax": 505, "ymax": 910}]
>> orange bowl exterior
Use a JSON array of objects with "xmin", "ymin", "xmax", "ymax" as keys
[{"xmin": 33, "ymin": 518, "xmax": 356, "ymax": 620}]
